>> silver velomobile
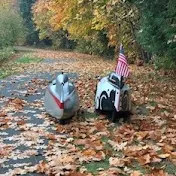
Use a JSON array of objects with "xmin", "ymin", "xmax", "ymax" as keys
[{"xmin": 44, "ymin": 73, "xmax": 79, "ymax": 120}]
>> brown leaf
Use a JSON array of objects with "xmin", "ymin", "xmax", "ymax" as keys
[
  {"xmin": 158, "ymin": 153, "xmax": 170, "ymax": 159},
  {"xmin": 74, "ymin": 139, "xmax": 88, "ymax": 146},
  {"xmin": 171, "ymin": 152, "xmax": 176, "ymax": 159},
  {"xmin": 59, "ymin": 155, "xmax": 75, "ymax": 164},
  {"xmin": 46, "ymin": 134, "xmax": 56, "ymax": 140},
  {"xmin": 0, "ymin": 111, "xmax": 6, "ymax": 117},
  {"xmin": 137, "ymin": 154, "xmax": 151, "ymax": 165},
  {"xmin": 67, "ymin": 172, "xmax": 87, "ymax": 176},
  {"xmin": 162, "ymin": 144, "xmax": 174, "ymax": 153},
  {"xmin": 130, "ymin": 171, "xmax": 142, "ymax": 176},
  {"xmin": 109, "ymin": 157, "xmax": 125, "ymax": 167},
  {"xmin": 135, "ymin": 131, "xmax": 148, "ymax": 140},
  {"xmin": 17, "ymin": 120, "xmax": 25, "ymax": 125},
  {"xmin": 147, "ymin": 169, "xmax": 169, "ymax": 176},
  {"xmin": 36, "ymin": 161, "xmax": 48, "ymax": 173}
]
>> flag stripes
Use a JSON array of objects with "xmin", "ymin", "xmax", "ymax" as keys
[{"xmin": 115, "ymin": 44, "xmax": 129, "ymax": 78}]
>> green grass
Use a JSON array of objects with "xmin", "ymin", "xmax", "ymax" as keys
[
  {"xmin": 84, "ymin": 112, "xmax": 98, "ymax": 119},
  {"xmin": 131, "ymin": 162, "xmax": 148, "ymax": 174},
  {"xmin": 16, "ymin": 54, "xmax": 42, "ymax": 63},
  {"xmin": 101, "ymin": 136, "xmax": 112, "ymax": 150},
  {"xmin": 0, "ymin": 53, "xmax": 42, "ymax": 79},
  {"xmin": 76, "ymin": 144, "xmax": 85, "ymax": 151},
  {"xmin": 0, "ymin": 69, "xmax": 13, "ymax": 79},
  {"xmin": 83, "ymin": 158, "xmax": 109, "ymax": 174},
  {"xmin": 149, "ymin": 101, "xmax": 158, "ymax": 107},
  {"xmin": 149, "ymin": 160, "xmax": 176, "ymax": 175}
]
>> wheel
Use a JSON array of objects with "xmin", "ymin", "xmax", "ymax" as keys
[
  {"xmin": 111, "ymin": 110, "xmax": 116, "ymax": 122},
  {"xmin": 121, "ymin": 92, "xmax": 129, "ymax": 111},
  {"xmin": 99, "ymin": 91, "xmax": 108, "ymax": 111}
]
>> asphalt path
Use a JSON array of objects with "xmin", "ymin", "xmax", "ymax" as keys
[{"xmin": 0, "ymin": 58, "xmax": 77, "ymax": 175}]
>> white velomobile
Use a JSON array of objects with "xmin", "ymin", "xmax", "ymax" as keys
[
  {"xmin": 44, "ymin": 73, "xmax": 79, "ymax": 121},
  {"xmin": 95, "ymin": 72, "xmax": 131, "ymax": 121}
]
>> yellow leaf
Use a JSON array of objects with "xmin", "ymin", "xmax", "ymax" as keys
[{"xmin": 158, "ymin": 153, "xmax": 170, "ymax": 159}]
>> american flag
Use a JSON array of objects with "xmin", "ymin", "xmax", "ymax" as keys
[{"xmin": 115, "ymin": 44, "xmax": 129, "ymax": 78}]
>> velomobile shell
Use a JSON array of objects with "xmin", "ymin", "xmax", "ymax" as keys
[{"xmin": 44, "ymin": 73, "xmax": 79, "ymax": 120}]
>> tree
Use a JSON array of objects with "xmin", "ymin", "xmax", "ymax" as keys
[
  {"xmin": 19, "ymin": 0, "xmax": 39, "ymax": 45},
  {"xmin": 133, "ymin": 0, "xmax": 176, "ymax": 63},
  {"xmin": 32, "ymin": 0, "xmax": 140, "ymax": 59},
  {"xmin": 0, "ymin": 1, "xmax": 26, "ymax": 48}
]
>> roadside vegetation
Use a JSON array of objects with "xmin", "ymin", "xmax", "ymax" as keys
[{"xmin": 0, "ymin": 0, "xmax": 176, "ymax": 73}]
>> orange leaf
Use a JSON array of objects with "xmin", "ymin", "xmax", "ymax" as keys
[
  {"xmin": 0, "ymin": 111, "xmax": 6, "ymax": 117},
  {"xmin": 130, "ymin": 171, "xmax": 142, "ymax": 176},
  {"xmin": 46, "ymin": 134, "xmax": 56, "ymax": 140},
  {"xmin": 162, "ymin": 144, "xmax": 174, "ymax": 153},
  {"xmin": 36, "ymin": 161, "xmax": 48, "ymax": 173},
  {"xmin": 137, "ymin": 154, "xmax": 151, "ymax": 165},
  {"xmin": 82, "ymin": 149, "xmax": 96, "ymax": 157}
]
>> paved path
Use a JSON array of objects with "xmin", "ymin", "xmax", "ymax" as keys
[{"xmin": 0, "ymin": 58, "xmax": 77, "ymax": 175}]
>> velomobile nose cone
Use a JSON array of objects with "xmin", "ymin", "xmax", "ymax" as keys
[
  {"xmin": 44, "ymin": 73, "xmax": 79, "ymax": 120},
  {"xmin": 44, "ymin": 87, "xmax": 64, "ymax": 119}
]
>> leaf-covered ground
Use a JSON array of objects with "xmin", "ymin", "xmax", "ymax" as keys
[{"xmin": 0, "ymin": 48, "xmax": 176, "ymax": 176}]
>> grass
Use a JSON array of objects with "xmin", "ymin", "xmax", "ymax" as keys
[
  {"xmin": 149, "ymin": 101, "xmax": 158, "ymax": 107},
  {"xmin": 83, "ymin": 112, "xmax": 99, "ymax": 119},
  {"xmin": 15, "ymin": 54, "xmax": 42, "ymax": 63},
  {"xmin": 83, "ymin": 158, "xmax": 110, "ymax": 175},
  {"xmin": 149, "ymin": 160, "xmax": 176, "ymax": 175},
  {"xmin": 101, "ymin": 136, "xmax": 112, "ymax": 150},
  {"xmin": 131, "ymin": 162, "xmax": 148, "ymax": 174},
  {"xmin": 0, "ymin": 53, "xmax": 42, "ymax": 79},
  {"xmin": 0, "ymin": 69, "xmax": 15, "ymax": 79}
]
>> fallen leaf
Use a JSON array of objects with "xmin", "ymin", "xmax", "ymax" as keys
[
  {"xmin": 109, "ymin": 157, "xmax": 125, "ymax": 167},
  {"xmin": 108, "ymin": 140, "xmax": 127, "ymax": 151},
  {"xmin": 36, "ymin": 161, "xmax": 49, "ymax": 173},
  {"xmin": 46, "ymin": 134, "xmax": 56, "ymax": 140},
  {"xmin": 135, "ymin": 131, "xmax": 148, "ymax": 140},
  {"xmin": 130, "ymin": 170, "xmax": 142, "ymax": 176},
  {"xmin": 137, "ymin": 154, "xmax": 151, "ymax": 165},
  {"xmin": 82, "ymin": 149, "xmax": 96, "ymax": 157},
  {"xmin": 158, "ymin": 153, "xmax": 170, "ymax": 159}
]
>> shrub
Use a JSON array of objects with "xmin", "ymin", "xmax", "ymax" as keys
[
  {"xmin": 50, "ymin": 30, "xmax": 76, "ymax": 50},
  {"xmin": 154, "ymin": 56, "xmax": 176, "ymax": 70},
  {"xmin": 0, "ymin": 8, "xmax": 26, "ymax": 48},
  {"xmin": 75, "ymin": 32, "xmax": 115, "ymax": 59},
  {"xmin": 0, "ymin": 47, "xmax": 15, "ymax": 64}
]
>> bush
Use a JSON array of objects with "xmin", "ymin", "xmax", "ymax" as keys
[
  {"xmin": 50, "ymin": 30, "xmax": 76, "ymax": 50},
  {"xmin": 75, "ymin": 32, "xmax": 115, "ymax": 59},
  {"xmin": 154, "ymin": 56, "xmax": 176, "ymax": 70},
  {"xmin": 0, "ymin": 47, "xmax": 15, "ymax": 64},
  {"xmin": 0, "ymin": 8, "xmax": 26, "ymax": 48}
]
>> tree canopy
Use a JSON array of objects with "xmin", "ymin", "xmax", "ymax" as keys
[
  {"xmin": 19, "ymin": 0, "xmax": 40, "ymax": 45},
  {"xmin": 0, "ymin": 0, "xmax": 26, "ymax": 48}
]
